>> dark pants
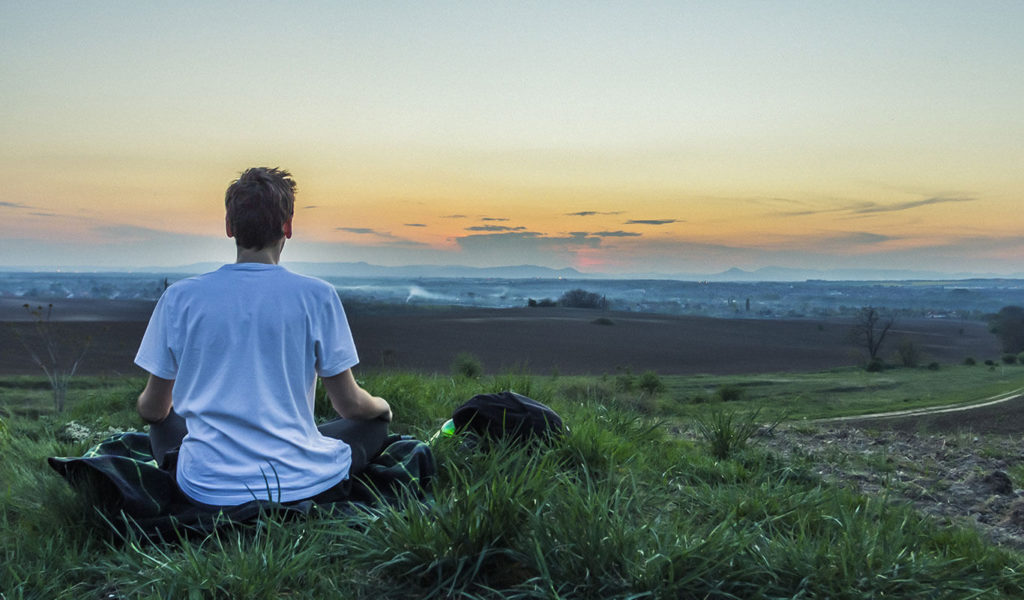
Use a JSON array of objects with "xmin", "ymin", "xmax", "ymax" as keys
[{"xmin": 149, "ymin": 409, "xmax": 390, "ymax": 503}]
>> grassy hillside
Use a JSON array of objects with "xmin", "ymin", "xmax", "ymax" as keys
[{"xmin": 3, "ymin": 366, "xmax": 1024, "ymax": 598}]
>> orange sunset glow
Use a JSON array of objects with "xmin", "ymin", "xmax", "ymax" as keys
[{"xmin": 2, "ymin": 3, "xmax": 1021, "ymax": 277}]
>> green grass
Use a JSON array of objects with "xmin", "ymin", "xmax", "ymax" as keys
[
  {"xmin": 654, "ymin": 364, "xmax": 1024, "ymax": 421},
  {"xmin": 3, "ymin": 368, "xmax": 1024, "ymax": 598}
]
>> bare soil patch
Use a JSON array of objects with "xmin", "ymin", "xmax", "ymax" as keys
[
  {"xmin": 0, "ymin": 300, "xmax": 1000, "ymax": 377},
  {"xmin": 345, "ymin": 306, "xmax": 997, "ymax": 376},
  {"xmin": 760, "ymin": 418, "xmax": 1024, "ymax": 551}
]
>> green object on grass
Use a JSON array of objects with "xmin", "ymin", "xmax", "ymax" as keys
[{"xmin": 440, "ymin": 418, "xmax": 456, "ymax": 437}]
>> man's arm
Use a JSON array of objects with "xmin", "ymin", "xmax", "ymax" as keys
[
  {"xmin": 137, "ymin": 374, "xmax": 175, "ymax": 424},
  {"xmin": 322, "ymin": 369, "xmax": 392, "ymax": 421}
]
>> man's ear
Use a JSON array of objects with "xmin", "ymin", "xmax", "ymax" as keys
[
  {"xmin": 282, "ymin": 217, "xmax": 293, "ymax": 240},
  {"xmin": 225, "ymin": 216, "xmax": 234, "ymax": 239}
]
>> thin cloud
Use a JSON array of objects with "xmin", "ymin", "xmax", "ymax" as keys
[
  {"xmin": 302, "ymin": 205, "xmax": 318, "ymax": 209},
  {"xmin": 625, "ymin": 219, "xmax": 678, "ymax": 226},
  {"xmin": 1, "ymin": 201, "xmax": 30, "ymax": 209},
  {"xmin": 779, "ymin": 196, "xmax": 976, "ymax": 217},
  {"xmin": 90, "ymin": 224, "xmax": 219, "ymax": 245},
  {"xmin": 335, "ymin": 226, "xmax": 430, "ymax": 247},
  {"xmin": 442, "ymin": 214, "xmax": 468, "ymax": 219},
  {"xmin": 455, "ymin": 232, "xmax": 602, "ymax": 264},
  {"xmin": 30, "ymin": 212, "xmax": 58, "ymax": 217},
  {"xmin": 465, "ymin": 225, "xmax": 528, "ymax": 232},
  {"xmin": 852, "ymin": 196, "xmax": 975, "ymax": 214},
  {"xmin": 404, "ymin": 223, "xmax": 427, "ymax": 228},
  {"xmin": 481, "ymin": 217, "xmax": 509, "ymax": 222},
  {"xmin": 565, "ymin": 210, "xmax": 624, "ymax": 217},
  {"xmin": 833, "ymin": 231, "xmax": 895, "ymax": 244},
  {"xmin": 593, "ymin": 230, "xmax": 642, "ymax": 238}
]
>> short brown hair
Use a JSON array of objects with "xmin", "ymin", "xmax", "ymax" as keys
[{"xmin": 224, "ymin": 167, "xmax": 296, "ymax": 250}]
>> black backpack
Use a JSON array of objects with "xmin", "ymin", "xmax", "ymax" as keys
[{"xmin": 451, "ymin": 391, "xmax": 565, "ymax": 444}]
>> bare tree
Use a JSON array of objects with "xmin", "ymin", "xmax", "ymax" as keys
[
  {"xmin": 14, "ymin": 303, "xmax": 90, "ymax": 413},
  {"xmin": 850, "ymin": 306, "xmax": 894, "ymax": 363}
]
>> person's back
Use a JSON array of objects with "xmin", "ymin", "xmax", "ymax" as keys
[{"xmin": 135, "ymin": 167, "xmax": 392, "ymax": 506}]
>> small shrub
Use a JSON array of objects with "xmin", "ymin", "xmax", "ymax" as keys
[
  {"xmin": 591, "ymin": 317, "xmax": 615, "ymax": 326},
  {"xmin": 963, "ymin": 357, "xmax": 976, "ymax": 366},
  {"xmin": 694, "ymin": 408, "xmax": 763, "ymax": 460},
  {"xmin": 927, "ymin": 362, "xmax": 940, "ymax": 371},
  {"xmin": 558, "ymin": 380, "xmax": 614, "ymax": 404},
  {"xmin": 1002, "ymin": 353, "xmax": 1018, "ymax": 365},
  {"xmin": 1019, "ymin": 351, "xmax": 1024, "ymax": 364},
  {"xmin": 984, "ymin": 359, "xmax": 996, "ymax": 366},
  {"xmin": 716, "ymin": 384, "xmax": 745, "ymax": 402},
  {"xmin": 615, "ymin": 370, "xmax": 635, "ymax": 392},
  {"xmin": 558, "ymin": 288, "xmax": 608, "ymax": 309},
  {"xmin": 451, "ymin": 352, "xmax": 483, "ymax": 379},
  {"xmin": 865, "ymin": 357, "xmax": 886, "ymax": 372},
  {"xmin": 617, "ymin": 392, "xmax": 658, "ymax": 415},
  {"xmin": 637, "ymin": 371, "xmax": 664, "ymax": 394}
]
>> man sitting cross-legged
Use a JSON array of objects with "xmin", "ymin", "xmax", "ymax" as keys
[{"xmin": 135, "ymin": 166, "xmax": 392, "ymax": 507}]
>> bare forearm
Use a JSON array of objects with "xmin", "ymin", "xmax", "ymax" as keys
[
  {"xmin": 335, "ymin": 388, "xmax": 391, "ymax": 420},
  {"xmin": 138, "ymin": 374, "xmax": 174, "ymax": 423},
  {"xmin": 323, "ymin": 370, "xmax": 392, "ymax": 421}
]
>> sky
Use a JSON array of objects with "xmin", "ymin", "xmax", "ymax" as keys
[{"xmin": 1, "ymin": 1, "xmax": 1022, "ymax": 277}]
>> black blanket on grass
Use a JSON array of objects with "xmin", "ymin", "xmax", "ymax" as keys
[{"xmin": 48, "ymin": 432, "xmax": 435, "ymax": 539}]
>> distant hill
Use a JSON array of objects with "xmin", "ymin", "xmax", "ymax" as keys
[{"xmin": 697, "ymin": 266, "xmax": 1023, "ymax": 282}]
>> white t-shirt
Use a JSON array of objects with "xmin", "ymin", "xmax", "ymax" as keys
[{"xmin": 135, "ymin": 263, "xmax": 359, "ymax": 505}]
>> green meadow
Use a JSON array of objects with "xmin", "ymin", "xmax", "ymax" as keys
[{"xmin": 3, "ymin": 364, "xmax": 1024, "ymax": 599}]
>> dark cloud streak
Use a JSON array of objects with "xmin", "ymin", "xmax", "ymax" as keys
[
  {"xmin": 465, "ymin": 225, "xmax": 527, "ymax": 232},
  {"xmin": 565, "ymin": 210, "xmax": 624, "ymax": 217},
  {"xmin": 594, "ymin": 230, "xmax": 642, "ymax": 238},
  {"xmin": 625, "ymin": 219, "xmax": 677, "ymax": 225}
]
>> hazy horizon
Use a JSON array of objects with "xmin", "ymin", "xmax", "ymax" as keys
[
  {"xmin": 1, "ymin": 259, "xmax": 1022, "ymax": 283},
  {"xmin": 2, "ymin": 3, "xmax": 1022, "ymax": 276}
]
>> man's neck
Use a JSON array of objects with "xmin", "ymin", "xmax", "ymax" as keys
[{"xmin": 235, "ymin": 240, "xmax": 284, "ymax": 265}]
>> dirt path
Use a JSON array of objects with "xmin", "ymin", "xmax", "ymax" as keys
[
  {"xmin": 822, "ymin": 387, "xmax": 1024, "ymax": 436},
  {"xmin": 816, "ymin": 388, "xmax": 1024, "ymax": 432}
]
